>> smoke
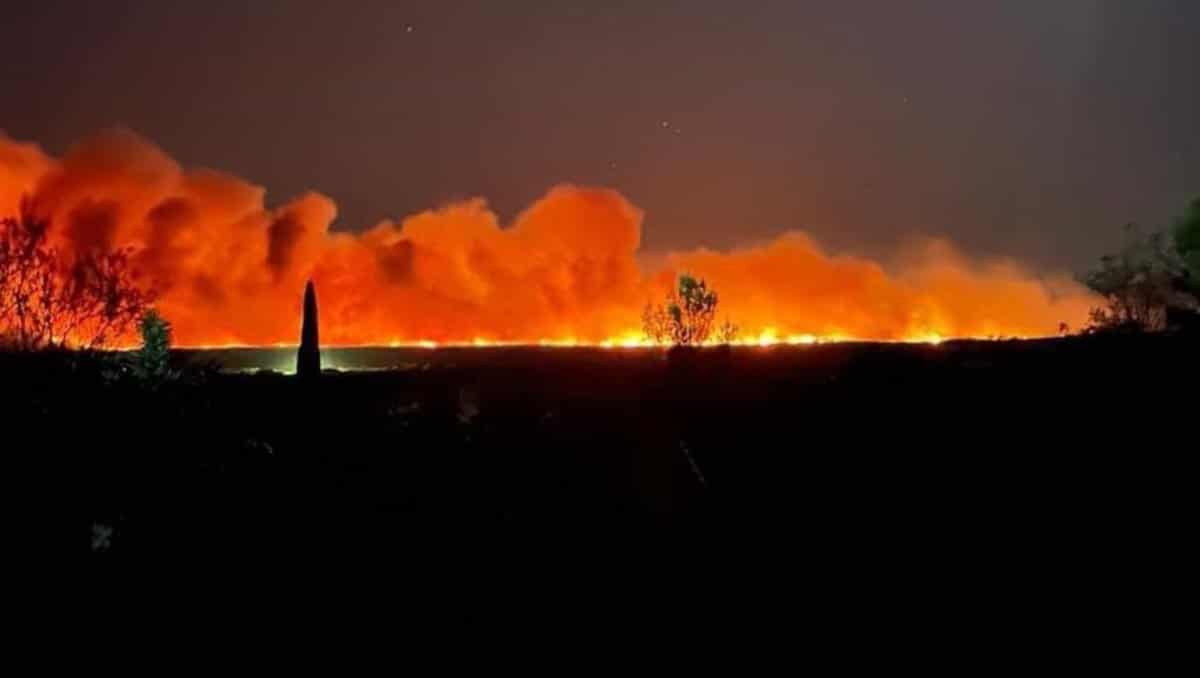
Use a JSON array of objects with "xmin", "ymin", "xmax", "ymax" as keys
[{"xmin": 0, "ymin": 128, "xmax": 1096, "ymax": 346}]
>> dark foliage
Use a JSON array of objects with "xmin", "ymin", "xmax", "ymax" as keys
[
  {"xmin": 1081, "ymin": 224, "xmax": 1188, "ymax": 332},
  {"xmin": 643, "ymin": 274, "xmax": 721, "ymax": 345},
  {"xmin": 1174, "ymin": 196, "xmax": 1200, "ymax": 290},
  {"xmin": 0, "ymin": 197, "xmax": 152, "ymax": 349},
  {"xmin": 133, "ymin": 309, "xmax": 173, "ymax": 383}
]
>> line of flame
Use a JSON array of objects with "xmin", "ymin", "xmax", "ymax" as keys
[{"xmin": 167, "ymin": 330, "xmax": 1064, "ymax": 352}]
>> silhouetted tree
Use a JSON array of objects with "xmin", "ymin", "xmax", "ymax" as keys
[
  {"xmin": 297, "ymin": 279, "xmax": 321, "ymax": 378},
  {"xmin": 642, "ymin": 274, "xmax": 722, "ymax": 345},
  {"xmin": 1081, "ymin": 225, "xmax": 1183, "ymax": 332},
  {"xmin": 1174, "ymin": 196, "xmax": 1200, "ymax": 292},
  {"xmin": 0, "ymin": 197, "xmax": 152, "ymax": 349}
]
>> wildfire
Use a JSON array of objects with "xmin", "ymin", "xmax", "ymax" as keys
[
  {"xmin": 1, "ymin": 129, "xmax": 1100, "ymax": 348},
  {"xmin": 184, "ymin": 331, "xmax": 971, "ymax": 351}
]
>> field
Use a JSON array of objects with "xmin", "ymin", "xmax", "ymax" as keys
[{"xmin": 16, "ymin": 336, "xmax": 1192, "ymax": 579}]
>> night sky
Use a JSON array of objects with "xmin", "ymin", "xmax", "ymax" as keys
[{"xmin": 2, "ymin": 0, "xmax": 1197, "ymax": 271}]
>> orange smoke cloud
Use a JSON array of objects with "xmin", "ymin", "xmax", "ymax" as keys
[{"xmin": 0, "ymin": 128, "xmax": 1096, "ymax": 346}]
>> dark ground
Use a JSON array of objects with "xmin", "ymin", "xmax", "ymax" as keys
[{"xmin": 11, "ymin": 337, "xmax": 1193, "ymax": 634}]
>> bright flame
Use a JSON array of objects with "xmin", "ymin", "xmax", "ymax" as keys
[{"xmin": 178, "ymin": 330, "xmax": 1024, "ymax": 351}]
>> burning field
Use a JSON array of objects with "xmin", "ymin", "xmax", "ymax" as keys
[{"xmin": 2, "ymin": 128, "xmax": 1097, "ymax": 347}]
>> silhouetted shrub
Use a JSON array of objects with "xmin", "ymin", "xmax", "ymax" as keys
[
  {"xmin": 133, "ymin": 309, "xmax": 174, "ymax": 384},
  {"xmin": 716, "ymin": 318, "xmax": 740, "ymax": 345},
  {"xmin": 1081, "ymin": 225, "xmax": 1186, "ymax": 332},
  {"xmin": 641, "ymin": 302, "xmax": 671, "ymax": 344}
]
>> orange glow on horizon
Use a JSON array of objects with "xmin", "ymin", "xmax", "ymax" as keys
[
  {"xmin": 170, "ymin": 329, "xmax": 1021, "ymax": 352},
  {"xmin": 2, "ymin": 130, "xmax": 1100, "ymax": 349}
]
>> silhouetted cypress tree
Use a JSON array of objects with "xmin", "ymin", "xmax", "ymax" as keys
[{"xmin": 297, "ymin": 280, "xmax": 321, "ymax": 379}]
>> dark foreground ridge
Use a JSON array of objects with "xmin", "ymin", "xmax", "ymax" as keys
[
  {"xmin": 30, "ymin": 336, "xmax": 1186, "ymax": 547},
  {"xmin": 17, "ymin": 335, "xmax": 1188, "ymax": 639},
  {"xmin": 24, "ymin": 336, "xmax": 1193, "ymax": 611}
]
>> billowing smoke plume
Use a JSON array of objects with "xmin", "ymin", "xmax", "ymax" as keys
[{"xmin": 0, "ymin": 129, "xmax": 1096, "ymax": 346}]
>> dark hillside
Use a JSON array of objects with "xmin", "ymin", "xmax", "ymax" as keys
[{"xmin": 10, "ymin": 338, "xmax": 1192, "ymax": 587}]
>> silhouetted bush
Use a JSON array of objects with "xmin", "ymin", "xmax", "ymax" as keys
[
  {"xmin": 716, "ymin": 318, "xmax": 740, "ymax": 345},
  {"xmin": 1081, "ymin": 225, "xmax": 1186, "ymax": 332},
  {"xmin": 132, "ymin": 309, "xmax": 175, "ymax": 384}
]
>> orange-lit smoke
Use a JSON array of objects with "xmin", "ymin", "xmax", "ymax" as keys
[{"xmin": 0, "ymin": 129, "xmax": 1097, "ymax": 346}]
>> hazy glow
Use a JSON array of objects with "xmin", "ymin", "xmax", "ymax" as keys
[
  {"xmin": 0, "ymin": 130, "xmax": 1100, "ymax": 348},
  {"xmin": 184, "ymin": 331, "xmax": 964, "ymax": 352}
]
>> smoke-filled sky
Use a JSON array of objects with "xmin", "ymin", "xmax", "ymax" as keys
[
  {"xmin": 1, "ymin": 1, "xmax": 1197, "ymax": 346},
  {"xmin": 2, "ymin": 0, "xmax": 1197, "ymax": 272}
]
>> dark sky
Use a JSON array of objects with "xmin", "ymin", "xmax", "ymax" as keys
[{"xmin": 2, "ymin": 0, "xmax": 1197, "ymax": 271}]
